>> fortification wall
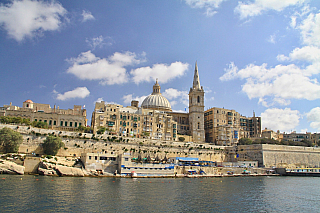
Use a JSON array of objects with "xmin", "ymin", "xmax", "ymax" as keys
[
  {"xmin": 0, "ymin": 124, "xmax": 225, "ymax": 162},
  {"xmin": 262, "ymin": 144, "xmax": 320, "ymax": 168},
  {"xmin": 237, "ymin": 144, "xmax": 320, "ymax": 168}
]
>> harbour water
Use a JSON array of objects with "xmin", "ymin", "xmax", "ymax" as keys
[{"xmin": 1, "ymin": 175, "xmax": 319, "ymax": 212}]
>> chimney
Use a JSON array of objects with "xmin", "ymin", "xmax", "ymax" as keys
[{"xmin": 131, "ymin": 100, "xmax": 139, "ymax": 108}]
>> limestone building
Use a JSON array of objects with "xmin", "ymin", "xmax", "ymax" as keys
[
  {"xmin": 204, "ymin": 107, "xmax": 261, "ymax": 146},
  {"xmin": 1, "ymin": 100, "xmax": 87, "ymax": 131},
  {"xmin": 91, "ymin": 62, "xmax": 206, "ymax": 142}
]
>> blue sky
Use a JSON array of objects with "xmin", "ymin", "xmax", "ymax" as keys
[{"xmin": 1, "ymin": 0, "xmax": 320, "ymax": 133}]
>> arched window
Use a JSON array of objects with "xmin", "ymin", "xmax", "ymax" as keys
[
  {"xmin": 197, "ymin": 96, "xmax": 200, "ymax": 103},
  {"xmin": 198, "ymin": 122, "xmax": 200, "ymax": 129}
]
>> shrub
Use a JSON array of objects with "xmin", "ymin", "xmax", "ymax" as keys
[
  {"xmin": 0, "ymin": 127, "xmax": 23, "ymax": 153},
  {"xmin": 42, "ymin": 136, "xmax": 64, "ymax": 156}
]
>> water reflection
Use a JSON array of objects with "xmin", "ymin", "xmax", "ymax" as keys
[{"xmin": 0, "ymin": 175, "xmax": 319, "ymax": 212}]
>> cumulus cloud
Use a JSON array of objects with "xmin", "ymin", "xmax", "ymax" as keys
[
  {"xmin": 307, "ymin": 107, "xmax": 320, "ymax": 131},
  {"xmin": 66, "ymin": 51, "xmax": 145, "ymax": 85},
  {"xmin": 0, "ymin": 0, "xmax": 67, "ymax": 41},
  {"xmin": 298, "ymin": 12, "xmax": 320, "ymax": 47},
  {"xmin": 184, "ymin": 0, "xmax": 227, "ymax": 17},
  {"xmin": 162, "ymin": 88, "xmax": 189, "ymax": 106},
  {"xmin": 81, "ymin": 10, "xmax": 95, "ymax": 22},
  {"xmin": 55, "ymin": 87, "xmax": 90, "ymax": 101},
  {"xmin": 86, "ymin": 35, "xmax": 113, "ymax": 50},
  {"xmin": 220, "ymin": 62, "xmax": 320, "ymax": 106},
  {"xmin": 261, "ymin": 108, "xmax": 301, "ymax": 132},
  {"xmin": 235, "ymin": 0, "xmax": 307, "ymax": 19},
  {"xmin": 122, "ymin": 94, "xmax": 147, "ymax": 106},
  {"xmin": 130, "ymin": 62, "xmax": 189, "ymax": 84}
]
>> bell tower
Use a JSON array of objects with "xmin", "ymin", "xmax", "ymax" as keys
[{"xmin": 189, "ymin": 62, "xmax": 205, "ymax": 142}]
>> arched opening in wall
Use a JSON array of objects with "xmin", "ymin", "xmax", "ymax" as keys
[
  {"xmin": 198, "ymin": 122, "xmax": 200, "ymax": 129},
  {"xmin": 197, "ymin": 96, "xmax": 200, "ymax": 103}
]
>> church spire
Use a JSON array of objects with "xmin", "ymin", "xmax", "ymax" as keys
[
  {"xmin": 193, "ymin": 61, "xmax": 201, "ymax": 90},
  {"xmin": 152, "ymin": 78, "xmax": 161, "ymax": 95}
]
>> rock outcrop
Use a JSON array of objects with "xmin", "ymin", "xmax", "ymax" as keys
[
  {"xmin": 55, "ymin": 165, "xmax": 84, "ymax": 177},
  {"xmin": 0, "ymin": 160, "xmax": 25, "ymax": 175},
  {"xmin": 37, "ymin": 161, "xmax": 84, "ymax": 177}
]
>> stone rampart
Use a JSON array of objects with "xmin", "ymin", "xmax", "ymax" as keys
[
  {"xmin": 0, "ymin": 124, "xmax": 226, "ymax": 162},
  {"xmin": 237, "ymin": 144, "xmax": 320, "ymax": 168}
]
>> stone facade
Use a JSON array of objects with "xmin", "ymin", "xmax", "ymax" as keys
[
  {"xmin": 188, "ymin": 62, "xmax": 205, "ymax": 143},
  {"xmin": 2, "ymin": 100, "xmax": 87, "ymax": 131},
  {"xmin": 236, "ymin": 144, "xmax": 320, "ymax": 168},
  {"xmin": 91, "ymin": 102, "xmax": 178, "ymax": 141},
  {"xmin": 204, "ymin": 108, "xmax": 261, "ymax": 146}
]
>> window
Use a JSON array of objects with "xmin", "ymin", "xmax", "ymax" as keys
[
  {"xmin": 49, "ymin": 120, "xmax": 52, "ymax": 125},
  {"xmin": 198, "ymin": 122, "xmax": 200, "ymax": 129},
  {"xmin": 75, "ymin": 122, "xmax": 77, "ymax": 127},
  {"xmin": 44, "ymin": 120, "xmax": 47, "ymax": 123},
  {"xmin": 60, "ymin": 121, "xmax": 63, "ymax": 126},
  {"xmin": 65, "ymin": 121, "xmax": 67, "ymax": 126},
  {"xmin": 70, "ymin": 122, "xmax": 72, "ymax": 127},
  {"xmin": 95, "ymin": 156, "xmax": 97, "ymax": 160},
  {"xmin": 197, "ymin": 96, "xmax": 200, "ymax": 103},
  {"xmin": 53, "ymin": 121, "xmax": 56, "ymax": 125},
  {"xmin": 89, "ymin": 156, "xmax": 91, "ymax": 160}
]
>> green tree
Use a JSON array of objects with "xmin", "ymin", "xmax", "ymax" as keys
[
  {"xmin": 32, "ymin": 121, "xmax": 48, "ymax": 129},
  {"xmin": 238, "ymin": 138, "xmax": 252, "ymax": 145},
  {"xmin": 22, "ymin": 118, "xmax": 31, "ymax": 126},
  {"xmin": 178, "ymin": 137, "xmax": 185, "ymax": 142},
  {"xmin": 97, "ymin": 126, "xmax": 106, "ymax": 134},
  {"xmin": 0, "ymin": 127, "xmax": 23, "ymax": 153},
  {"xmin": 11, "ymin": 117, "xmax": 22, "ymax": 124},
  {"xmin": 77, "ymin": 126, "xmax": 91, "ymax": 133},
  {"xmin": 42, "ymin": 135, "xmax": 64, "ymax": 156}
]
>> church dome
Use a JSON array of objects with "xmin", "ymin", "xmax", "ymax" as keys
[
  {"xmin": 141, "ymin": 94, "xmax": 172, "ymax": 111},
  {"xmin": 24, "ymin": 99, "xmax": 33, "ymax": 103},
  {"xmin": 141, "ymin": 79, "xmax": 172, "ymax": 111}
]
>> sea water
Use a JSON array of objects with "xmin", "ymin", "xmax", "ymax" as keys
[{"xmin": 0, "ymin": 175, "xmax": 319, "ymax": 212}]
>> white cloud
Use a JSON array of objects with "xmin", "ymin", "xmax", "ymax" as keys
[
  {"xmin": 267, "ymin": 34, "xmax": 276, "ymax": 44},
  {"xmin": 130, "ymin": 62, "xmax": 189, "ymax": 84},
  {"xmin": 95, "ymin": 97, "xmax": 104, "ymax": 103},
  {"xmin": 81, "ymin": 10, "xmax": 95, "ymax": 22},
  {"xmin": 220, "ymin": 62, "xmax": 320, "ymax": 105},
  {"xmin": 300, "ymin": 128, "xmax": 308, "ymax": 133},
  {"xmin": 122, "ymin": 94, "xmax": 147, "ymax": 106},
  {"xmin": 298, "ymin": 12, "xmax": 320, "ymax": 47},
  {"xmin": 235, "ymin": 0, "xmax": 307, "ymax": 19},
  {"xmin": 0, "ymin": 0, "xmax": 67, "ymax": 41},
  {"xmin": 307, "ymin": 107, "xmax": 320, "ymax": 131},
  {"xmin": 261, "ymin": 108, "xmax": 301, "ymax": 132},
  {"xmin": 290, "ymin": 16, "xmax": 297, "ymax": 28},
  {"xmin": 289, "ymin": 46, "xmax": 320, "ymax": 62},
  {"xmin": 162, "ymin": 88, "xmax": 189, "ymax": 106},
  {"xmin": 66, "ymin": 51, "xmax": 144, "ymax": 85},
  {"xmin": 56, "ymin": 87, "xmax": 90, "ymax": 101},
  {"xmin": 184, "ymin": 0, "xmax": 227, "ymax": 17},
  {"xmin": 86, "ymin": 35, "xmax": 113, "ymax": 50},
  {"xmin": 276, "ymin": 54, "xmax": 290, "ymax": 62}
]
